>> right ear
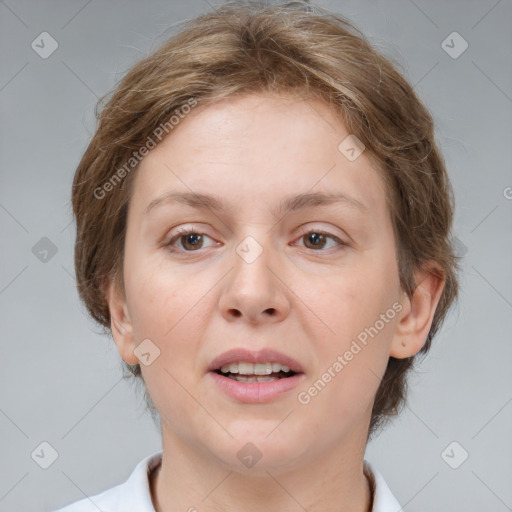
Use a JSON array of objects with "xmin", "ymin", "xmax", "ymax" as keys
[{"xmin": 103, "ymin": 276, "xmax": 139, "ymax": 365}]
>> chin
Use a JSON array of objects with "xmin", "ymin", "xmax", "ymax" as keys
[{"xmin": 205, "ymin": 430, "xmax": 307, "ymax": 474}]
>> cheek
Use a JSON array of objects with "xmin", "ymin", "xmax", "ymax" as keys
[
  {"xmin": 124, "ymin": 252, "xmax": 196, "ymax": 333},
  {"xmin": 299, "ymin": 266, "xmax": 396, "ymax": 419},
  {"xmin": 300, "ymin": 265, "xmax": 399, "ymax": 412},
  {"xmin": 124, "ymin": 257, "xmax": 210, "ymax": 414},
  {"xmin": 298, "ymin": 258, "xmax": 397, "ymax": 344},
  {"xmin": 124, "ymin": 254, "xmax": 217, "ymax": 375}
]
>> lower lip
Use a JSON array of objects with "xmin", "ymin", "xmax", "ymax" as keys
[{"xmin": 208, "ymin": 371, "xmax": 305, "ymax": 403}]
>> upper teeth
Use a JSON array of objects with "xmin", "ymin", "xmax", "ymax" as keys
[{"xmin": 220, "ymin": 362, "xmax": 292, "ymax": 375}]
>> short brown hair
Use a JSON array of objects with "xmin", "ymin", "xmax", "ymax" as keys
[{"xmin": 72, "ymin": 0, "xmax": 461, "ymax": 440}]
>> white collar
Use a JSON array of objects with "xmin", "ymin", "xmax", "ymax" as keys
[{"xmin": 56, "ymin": 451, "xmax": 402, "ymax": 512}]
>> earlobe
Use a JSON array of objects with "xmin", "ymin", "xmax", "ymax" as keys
[
  {"xmin": 390, "ymin": 266, "xmax": 445, "ymax": 359},
  {"xmin": 104, "ymin": 278, "xmax": 139, "ymax": 365}
]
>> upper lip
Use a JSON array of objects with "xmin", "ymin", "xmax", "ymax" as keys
[{"xmin": 208, "ymin": 348, "xmax": 304, "ymax": 373}]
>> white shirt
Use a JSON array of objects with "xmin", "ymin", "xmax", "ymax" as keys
[{"xmin": 53, "ymin": 451, "xmax": 402, "ymax": 512}]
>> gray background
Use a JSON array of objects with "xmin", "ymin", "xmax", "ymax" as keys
[{"xmin": 1, "ymin": 0, "xmax": 511, "ymax": 511}]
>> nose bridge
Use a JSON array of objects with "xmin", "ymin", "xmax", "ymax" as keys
[
  {"xmin": 219, "ymin": 230, "xmax": 290, "ymax": 322},
  {"xmin": 233, "ymin": 231, "xmax": 277, "ymax": 296}
]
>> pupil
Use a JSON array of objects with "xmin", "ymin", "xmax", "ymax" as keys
[
  {"xmin": 307, "ymin": 232, "xmax": 324, "ymax": 248},
  {"xmin": 184, "ymin": 233, "xmax": 202, "ymax": 249}
]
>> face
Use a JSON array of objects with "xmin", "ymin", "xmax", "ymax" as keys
[{"xmin": 109, "ymin": 92, "xmax": 420, "ymax": 473}]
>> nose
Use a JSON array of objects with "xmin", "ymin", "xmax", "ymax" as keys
[{"xmin": 218, "ymin": 237, "xmax": 291, "ymax": 325}]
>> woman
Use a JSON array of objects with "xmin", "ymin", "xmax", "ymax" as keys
[{"xmin": 55, "ymin": 1, "xmax": 460, "ymax": 510}]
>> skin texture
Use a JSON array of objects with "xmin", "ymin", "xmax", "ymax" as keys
[{"xmin": 106, "ymin": 92, "xmax": 445, "ymax": 512}]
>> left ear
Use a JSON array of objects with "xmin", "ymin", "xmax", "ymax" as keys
[{"xmin": 390, "ymin": 264, "xmax": 446, "ymax": 359}]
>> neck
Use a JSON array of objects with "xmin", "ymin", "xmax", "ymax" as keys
[{"xmin": 151, "ymin": 426, "xmax": 373, "ymax": 512}]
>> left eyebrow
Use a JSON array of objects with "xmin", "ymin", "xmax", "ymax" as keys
[{"xmin": 143, "ymin": 190, "xmax": 370, "ymax": 218}]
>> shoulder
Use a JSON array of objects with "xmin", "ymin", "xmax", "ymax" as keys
[
  {"xmin": 52, "ymin": 482, "xmax": 123, "ymax": 511},
  {"xmin": 51, "ymin": 452, "xmax": 163, "ymax": 512},
  {"xmin": 364, "ymin": 460, "xmax": 402, "ymax": 512}
]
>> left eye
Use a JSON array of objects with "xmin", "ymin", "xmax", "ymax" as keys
[{"xmin": 294, "ymin": 230, "xmax": 346, "ymax": 251}]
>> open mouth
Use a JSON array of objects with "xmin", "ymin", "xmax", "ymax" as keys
[
  {"xmin": 209, "ymin": 359, "xmax": 305, "ymax": 402},
  {"xmin": 213, "ymin": 368, "xmax": 298, "ymax": 383}
]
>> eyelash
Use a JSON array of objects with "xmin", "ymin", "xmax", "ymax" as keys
[{"xmin": 164, "ymin": 227, "xmax": 348, "ymax": 254}]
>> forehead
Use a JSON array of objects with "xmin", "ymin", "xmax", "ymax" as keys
[{"xmin": 131, "ymin": 92, "xmax": 389, "ymax": 221}]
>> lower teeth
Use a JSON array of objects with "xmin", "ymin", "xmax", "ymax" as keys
[{"xmin": 227, "ymin": 374, "xmax": 280, "ymax": 383}]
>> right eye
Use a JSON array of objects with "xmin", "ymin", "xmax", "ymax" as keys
[{"xmin": 165, "ymin": 228, "xmax": 218, "ymax": 253}]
